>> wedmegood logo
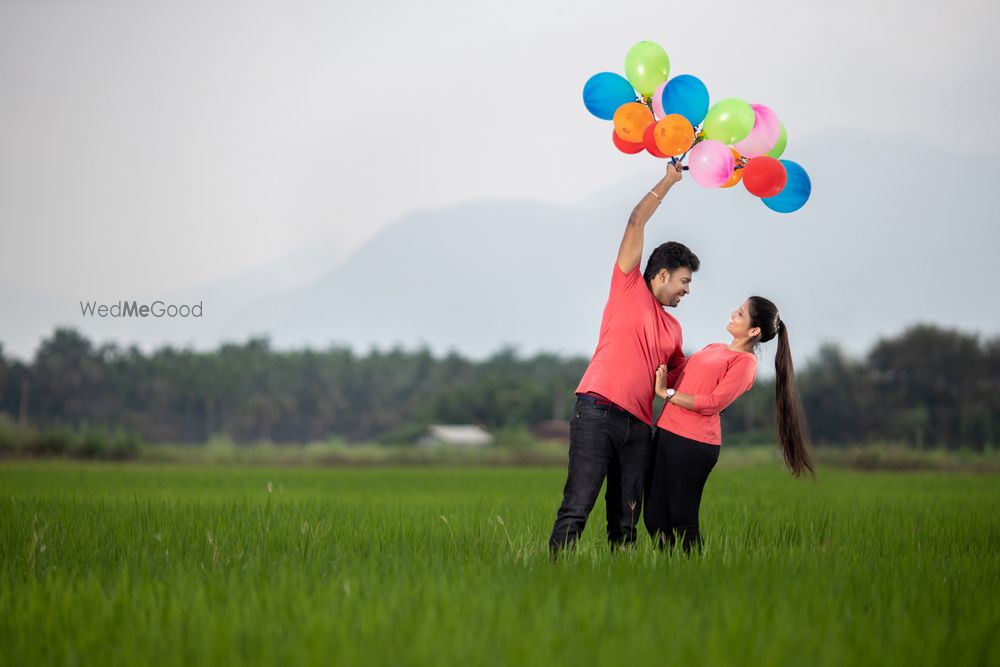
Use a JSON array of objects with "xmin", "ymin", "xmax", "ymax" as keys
[{"xmin": 79, "ymin": 301, "xmax": 204, "ymax": 318}]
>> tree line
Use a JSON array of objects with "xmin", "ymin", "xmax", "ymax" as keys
[{"xmin": 0, "ymin": 324, "xmax": 996, "ymax": 449}]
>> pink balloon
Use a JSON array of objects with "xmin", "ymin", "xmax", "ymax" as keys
[
  {"xmin": 688, "ymin": 140, "xmax": 735, "ymax": 188},
  {"xmin": 733, "ymin": 104, "xmax": 781, "ymax": 158},
  {"xmin": 651, "ymin": 81, "xmax": 668, "ymax": 119}
]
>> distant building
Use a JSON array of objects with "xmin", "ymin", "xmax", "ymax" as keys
[
  {"xmin": 417, "ymin": 425, "xmax": 493, "ymax": 448},
  {"xmin": 532, "ymin": 420, "xmax": 571, "ymax": 444}
]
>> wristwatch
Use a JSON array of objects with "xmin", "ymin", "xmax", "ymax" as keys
[{"xmin": 665, "ymin": 388, "xmax": 676, "ymax": 401}]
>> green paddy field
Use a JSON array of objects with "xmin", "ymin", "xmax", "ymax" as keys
[{"xmin": 1, "ymin": 460, "xmax": 997, "ymax": 666}]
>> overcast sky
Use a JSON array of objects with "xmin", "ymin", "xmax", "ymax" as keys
[{"xmin": 1, "ymin": 0, "xmax": 998, "ymax": 356}]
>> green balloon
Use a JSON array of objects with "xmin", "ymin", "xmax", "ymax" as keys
[
  {"xmin": 624, "ymin": 41, "xmax": 670, "ymax": 98},
  {"xmin": 702, "ymin": 98, "xmax": 755, "ymax": 145},
  {"xmin": 766, "ymin": 123, "xmax": 787, "ymax": 158}
]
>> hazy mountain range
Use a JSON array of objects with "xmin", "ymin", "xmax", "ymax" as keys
[{"xmin": 3, "ymin": 128, "xmax": 997, "ymax": 368}]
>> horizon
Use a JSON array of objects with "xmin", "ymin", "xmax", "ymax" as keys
[{"xmin": 4, "ymin": 311, "xmax": 992, "ymax": 369}]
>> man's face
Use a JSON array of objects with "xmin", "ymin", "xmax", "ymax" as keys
[{"xmin": 652, "ymin": 267, "xmax": 692, "ymax": 308}]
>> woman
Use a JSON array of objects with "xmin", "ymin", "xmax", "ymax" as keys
[{"xmin": 643, "ymin": 295, "xmax": 814, "ymax": 553}]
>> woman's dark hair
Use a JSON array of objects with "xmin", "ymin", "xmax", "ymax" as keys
[
  {"xmin": 643, "ymin": 242, "xmax": 700, "ymax": 284},
  {"xmin": 746, "ymin": 296, "xmax": 815, "ymax": 478}
]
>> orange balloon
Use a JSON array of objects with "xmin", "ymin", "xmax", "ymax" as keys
[
  {"xmin": 721, "ymin": 148, "xmax": 744, "ymax": 188},
  {"xmin": 652, "ymin": 114, "xmax": 695, "ymax": 156},
  {"xmin": 613, "ymin": 103, "xmax": 654, "ymax": 143}
]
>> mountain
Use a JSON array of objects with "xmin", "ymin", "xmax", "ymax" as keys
[
  {"xmin": 5, "ymin": 128, "xmax": 996, "ymax": 368},
  {"xmin": 221, "ymin": 129, "xmax": 1000, "ymax": 367}
]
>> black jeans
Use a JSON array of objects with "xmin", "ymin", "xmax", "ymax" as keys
[
  {"xmin": 643, "ymin": 428, "xmax": 720, "ymax": 553},
  {"xmin": 548, "ymin": 395, "xmax": 652, "ymax": 553}
]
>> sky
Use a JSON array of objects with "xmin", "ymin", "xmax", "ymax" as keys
[{"xmin": 1, "ymin": 0, "xmax": 998, "ymax": 359}]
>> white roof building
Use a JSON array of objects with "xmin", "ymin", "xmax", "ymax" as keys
[{"xmin": 417, "ymin": 425, "xmax": 493, "ymax": 448}]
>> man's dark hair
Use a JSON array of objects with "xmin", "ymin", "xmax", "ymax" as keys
[{"xmin": 642, "ymin": 241, "xmax": 700, "ymax": 284}]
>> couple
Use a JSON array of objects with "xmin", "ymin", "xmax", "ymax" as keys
[{"xmin": 548, "ymin": 160, "xmax": 813, "ymax": 556}]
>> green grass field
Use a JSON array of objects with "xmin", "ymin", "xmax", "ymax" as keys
[{"xmin": 1, "ymin": 460, "xmax": 997, "ymax": 666}]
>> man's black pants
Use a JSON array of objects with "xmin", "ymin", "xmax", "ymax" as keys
[
  {"xmin": 643, "ymin": 428, "xmax": 720, "ymax": 553},
  {"xmin": 548, "ymin": 395, "xmax": 652, "ymax": 552}
]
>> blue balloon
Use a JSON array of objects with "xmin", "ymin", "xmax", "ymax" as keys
[
  {"xmin": 662, "ymin": 74, "xmax": 708, "ymax": 127},
  {"xmin": 661, "ymin": 74, "xmax": 710, "ymax": 127},
  {"xmin": 582, "ymin": 72, "xmax": 636, "ymax": 121},
  {"xmin": 762, "ymin": 160, "xmax": 811, "ymax": 213}
]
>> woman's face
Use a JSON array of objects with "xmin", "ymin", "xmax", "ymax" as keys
[{"xmin": 726, "ymin": 299, "xmax": 760, "ymax": 340}]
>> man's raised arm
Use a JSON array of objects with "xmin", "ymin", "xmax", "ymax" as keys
[{"xmin": 616, "ymin": 160, "xmax": 684, "ymax": 274}]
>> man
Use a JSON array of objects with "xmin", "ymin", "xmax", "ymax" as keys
[{"xmin": 548, "ymin": 160, "xmax": 699, "ymax": 553}]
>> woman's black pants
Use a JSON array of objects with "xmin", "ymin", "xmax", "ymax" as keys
[{"xmin": 643, "ymin": 428, "xmax": 720, "ymax": 553}]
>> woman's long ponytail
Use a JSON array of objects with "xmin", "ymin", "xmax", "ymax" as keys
[{"xmin": 773, "ymin": 321, "xmax": 814, "ymax": 477}]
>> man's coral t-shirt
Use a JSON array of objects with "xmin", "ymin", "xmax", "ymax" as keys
[{"xmin": 575, "ymin": 263, "xmax": 685, "ymax": 425}]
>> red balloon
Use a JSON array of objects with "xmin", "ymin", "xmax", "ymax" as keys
[
  {"xmin": 642, "ymin": 122, "xmax": 668, "ymax": 158},
  {"xmin": 612, "ymin": 129, "xmax": 644, "ymax": 154},
  {"xmin": 742, "ymin": 156, "xmax": 787, "ymax": 197}
]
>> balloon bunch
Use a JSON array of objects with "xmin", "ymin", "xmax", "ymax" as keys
[{"xmin": 583, "ymin": 41, "xmax": 811, "ymax": 213}]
